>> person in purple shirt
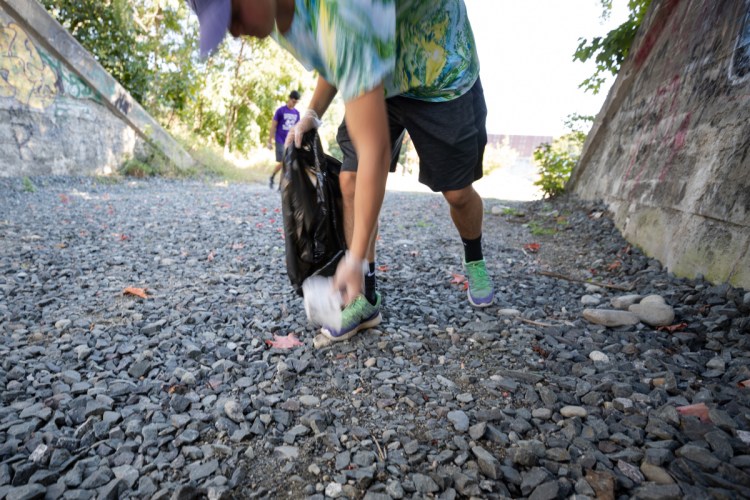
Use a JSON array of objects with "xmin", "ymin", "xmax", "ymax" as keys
[{"xmin": 267, "ymin": 90, "xmax": 301, "ymax": 189}]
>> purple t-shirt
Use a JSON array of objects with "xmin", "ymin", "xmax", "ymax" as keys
[{"xmin": 273, "ymin": 105, "xmax": 300, "ymax": 144}]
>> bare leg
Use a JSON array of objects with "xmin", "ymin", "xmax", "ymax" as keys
[{"xmin": 442, "ymin": 185, "xmax": 483, "ymax": 239}]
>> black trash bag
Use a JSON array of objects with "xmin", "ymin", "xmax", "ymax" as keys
[{"xmin": 280, "ymin": 130, "xmax": 346, "ymax": 295}]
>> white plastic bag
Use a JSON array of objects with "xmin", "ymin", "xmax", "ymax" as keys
[{"xmin": 302, "ymin": 276, "xmax": 342, "ymax": 330}]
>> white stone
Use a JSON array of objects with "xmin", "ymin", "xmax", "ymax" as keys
[
  {"xmin": 498, "ymin": 308, "xmax": 521, "ymax": 316},
  {"xmin": 589, "ymin": 350, "xmax": 610, "ymax": 363},
  {"xmin": 560, "ymin": 405, "xmax": 588, "ymax": 418},
  {"xmin": 325, "ymin": 482, "xmax": 343, "ymax": 498},
  {"xmin": 640, "ymin": 294, "xmax": 667, "ymax": 305},
  {"xmin": 582, "ymin": 309, "xmax": 640, "ymax": 327},
  {"xmin": 581, "ymin": 295, "xmax": 602, "ymax": 306},
  {"xmin": 628, "ymin": 303, "xmax": 675, "ymax": 327},
  {"xmin": 610, "ymin": 294, "xmax": 643, "ymax": 310}
]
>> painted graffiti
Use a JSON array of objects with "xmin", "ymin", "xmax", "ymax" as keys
[
  {"xmin": 0, "ymin": 22, "xmax": 57, "ymax": 110},
  {"xmin": 623, "ymin": 74, "xmax": 691, "ymax": 197},
  {"xmin": 38, "ymin": 50, "xmax": 99, "ymax": 101},
  {"xmin": 731, "ymin": 7, "xmax": 750, "ymax": 80}
]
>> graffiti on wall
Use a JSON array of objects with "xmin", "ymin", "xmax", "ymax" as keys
[
  {"xmin": 0, "ymin": 22, "xmax": 57, "ymax": 110},
  {"xmin": 1, "ymin": 19, "xmax": 98, "ymax": 110},
  {"xmin": 731, "ymin": 7, "xmax": 750, "ymax": 80},
  {"xmin": 618, "ymin": 2, "xmax": 748, "ymax": 199}
]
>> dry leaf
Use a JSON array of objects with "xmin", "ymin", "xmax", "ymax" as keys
[
  {"xmin": 265, "ymin": 333, "xmax": 303, "ymax": 349},
  {"xmin": 607, "ymin": 260, "xmax": 622, "ymax": 271},
  {"xmin": 738, "ymin": 379, "xmax": 750, "ymax": 389},
  {"xmin": 676, "ymin": 403, "xmax": 711, "ymax": 423},
  {"xmin": 451, "ymin": 273, "xmax": 466, "ymax": 284},
  {"xmin": 123, "ymin": 287, "xmax": 148, "ymax": 299},
  {"xmin": 523, "ymin": 242, "xmax": 541, "ymax": 253},
  {"xmin": 207, "ymin": 250, "xmax": 215, "ymax": 261},
  {"xmin": 377, "ymin": 265, "xmax": 389, "ymax": 272},
  {"xmin": 657, "ymin": 322, "xmax": 688, "ymax": 333}
]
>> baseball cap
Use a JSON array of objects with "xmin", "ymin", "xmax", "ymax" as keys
[
  {"xmin": 187, "ymin": 0, "xmax": 232, "ymax": 58},
  {"xmin": 289, "ymin": 91, "xmax": 301, "ymax": 100}
]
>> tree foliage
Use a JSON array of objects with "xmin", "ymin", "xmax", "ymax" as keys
[
  {"xmin": 573, "ymin": 0, "xmax": 652, "ymax": 94},
  {"xmin": 41, "ymin": 0, "xmax": 313, "ymax": 155}
]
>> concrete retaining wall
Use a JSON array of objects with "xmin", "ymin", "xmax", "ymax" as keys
[
  {"xmin": 568, "ymin": 0, "xmax": 750, "ymax": 288},
  {"xmin": 0, "ymin": 0, "xmax": 194, "ymax": 176}
]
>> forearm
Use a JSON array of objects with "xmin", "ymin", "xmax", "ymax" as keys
[
  {"xmin": 344, "ymin": 86, "xmax": 390, "ymax": 260},
  {"xmin": 307, "ymin": 76, "xmax": 338, "ymax": 118}
]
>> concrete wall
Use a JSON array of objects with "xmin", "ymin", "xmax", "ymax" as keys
[
  {"xmin": 0, "ymin": 0, "xmax": 194, "ymax": 176},
  {"xmin": 568, "ymin": 0, "xmax": 750, "ymax": 288}
]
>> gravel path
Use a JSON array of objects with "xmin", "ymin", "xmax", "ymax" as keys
[{"xmin": 1, "ymin": 176, "xmax": 749, "ymax": 500}]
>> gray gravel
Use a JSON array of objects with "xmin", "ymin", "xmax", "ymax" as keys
[{"xmin": 1, "ymin": 176, "xmax": 749, "ymax": 499}]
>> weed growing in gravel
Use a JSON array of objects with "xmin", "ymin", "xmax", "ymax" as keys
[
  {"xmin": 528, "ymin": 220, "xmax": 558, "ymax": 236},
  {"xmin": 94, "ymin": 176, "xmax": 122, "ymax": 185},
  {"xmin": 501, "ymin": 207, "xmax": 524, "ymax": 217},
  {"xmin": 22, "ymin": 177, "xmax": 36, "ymax": 193}
]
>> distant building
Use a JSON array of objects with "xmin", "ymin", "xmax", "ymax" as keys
[{"xmin": 487, "ymin": 134, "xmax": 553, "ymax": 159}]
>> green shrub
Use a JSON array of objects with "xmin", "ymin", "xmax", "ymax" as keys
[
  {"xmin": 119, "ymin": 158, "xmax": 157, "ymax": 178},
  {"xmin": 533, "ymin": 131, "xmax": 586, "ymax": 198}
]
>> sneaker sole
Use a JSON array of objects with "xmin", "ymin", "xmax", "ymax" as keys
[
  {"xmin": 321, "ymin": 312, "xmax": 382, "ymax": 342},
  {"xmin": 467, "ymin": 290, "xmax": 494, "ymax": 308}
]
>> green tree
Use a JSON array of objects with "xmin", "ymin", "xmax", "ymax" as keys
[
  {"xmin": 573, "ymin": 0, "xmax": 652, "ymax": 94},
  {"xmin": 41, "ymin": 0, "xmax": 152, "ymax": 102}
]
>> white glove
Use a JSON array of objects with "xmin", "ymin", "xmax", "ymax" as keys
[
  {"xmin": 285, "ymin": 109, "xmax": 323, "ymax": 148},
  {"xmin": 333, "ymin": 251, "xmax": 368, "ymax": 306}
]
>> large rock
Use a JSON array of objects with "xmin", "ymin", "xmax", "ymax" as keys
[{"xmin": 583, "ymin": 309, "xmax": 640, "ymax": 327}]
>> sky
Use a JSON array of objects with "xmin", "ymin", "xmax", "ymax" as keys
[{"xmin": 465, "ymin": 0, "xmax": 629, "ymax": 137}]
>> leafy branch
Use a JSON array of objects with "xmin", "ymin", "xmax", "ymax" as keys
[{"xmin": 573, "ymin": 0, "xmax": 652, "ymax": 94}]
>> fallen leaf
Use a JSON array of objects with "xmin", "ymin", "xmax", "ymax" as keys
[
  {"xmin": 265, "ymin": 333, "xmax": 303, "ymax": 349},
  {"xmin": 657, "ymin": 322, "xmax": 688, "ymax": 333},
  {"xmin": 207, "ymin": 250, "xmax": 215, "ymax": 261},
  {"xmin": 523, "ymin": 242, "xmax": 540, "ymax": 253},
  {"xmin": 738, "ymin": 379, "xmax": 750, "ymax": 389},
  {"xmin": 119, "ymin": 234, "xmax": 129, "ymax": 241},
  {"xmin": 377, "ymin": 265, "xmax": 389, "ymax": 272},
  {"xmin": 607, "ymin": 260, "xmax": 621, "ymax": 271},
  {"xmin": 676, "ymin": 403, "xmax": 711, "ymax": 423},
  {"xmin": 123, "ymin": 287, "xmax": 148, "ymax": 299},
  {"xmin": 231, "ymin": 242, "xmax": 245, "ymax": 250},
  {"xmin": 532, "ymin": 344, "xmax": 550, "ymax": 358},
  {"xmin": 451, "ymin": 273, "xmax": 466, "ymax": 285}
]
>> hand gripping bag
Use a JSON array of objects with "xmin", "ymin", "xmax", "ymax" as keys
[{"xmin": 280, "ymin": 130, "xmax": 346, "ymax": 294}]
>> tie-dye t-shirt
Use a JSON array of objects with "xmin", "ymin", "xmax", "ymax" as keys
[{"xmin": 272, "ymin": 0, "xmax": 479, "ymax": 103}]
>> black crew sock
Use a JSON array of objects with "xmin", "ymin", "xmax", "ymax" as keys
[
  {"xmin": 364, "ymin": 262, "xmax": 377, "ymax": 305},
  {"xmin": 462, "ymin": 235, "xmax": 484, "ymax": 263}
]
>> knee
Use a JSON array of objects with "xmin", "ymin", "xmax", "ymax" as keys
[{"xmin": 443, "ymin": 186, "xmax": 475, "ymax": 209}]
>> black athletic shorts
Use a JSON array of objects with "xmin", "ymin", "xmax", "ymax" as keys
[{"xmin": 336, "ymin": 77, "xmax": 487, "ymax": 192}]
